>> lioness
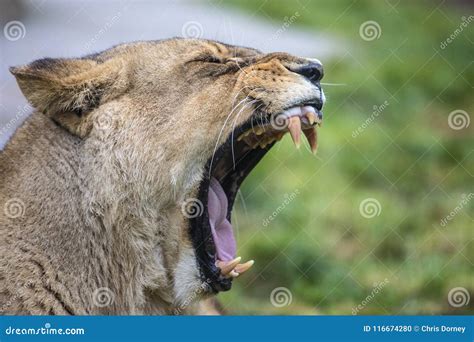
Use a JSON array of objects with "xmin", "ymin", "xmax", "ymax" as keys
[{"xmin": 0, "ymin": 38, "xmax": 324, "ymax": 315}]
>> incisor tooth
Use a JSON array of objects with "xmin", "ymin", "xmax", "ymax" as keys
[
  {"xmin": 254, "ymin": 127, "xmax": 264, "ymax": 135},
  {"xmin": 288, "ymin": 116, "xmax": 302, "ymax": 148},
  {"xmin": 217, "ymin": 257, "xmax": 241, "ymax": 275},
  {"xmin": 234, "ymin": 260, "xmax": 254, "ymax": 274},
  {"xmin": 303, "ymin": 128, "xmax": 318, "ymax": 154},
  {"xmin": 229, "ymin": 270, "xmax": 239, "ymax": 278}
]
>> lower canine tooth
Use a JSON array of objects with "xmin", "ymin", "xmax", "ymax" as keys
[
  {"xmin": 234, "ymin": 260, "xmax": 254, "ymax": 274},
  {"xmin": 217, "ymin": 257, "xmax": 241, "ymax": 275}
]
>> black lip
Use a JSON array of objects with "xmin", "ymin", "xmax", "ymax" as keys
[{"xmin": 188, "ymin": 119, "xmax": 275, "ymax": 293}]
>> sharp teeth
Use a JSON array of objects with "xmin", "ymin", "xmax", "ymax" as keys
[
  {"xmin": 303, "ymin": 127, "xmax": 318, "ymax": 154},
  {"xmin": 254, "ymin": 127, "xmax": 264, "ymax": 135},
  {"xmin": 234, "ymin": 260, "xmax": 254, "ymax": 274},
  {"xmin": 216, "ymin": 257, "xmax": 241, "ymax": 275},
  {"xmin": 288, "ymin": 116, "xmax": 302, "ymax": 148},
  {"xmin": 305, "ymin": 112, "xmax": 316, "ymax": 125}
]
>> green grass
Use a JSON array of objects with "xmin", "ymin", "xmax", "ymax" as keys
[{"xmin": 214, "ymin": 0, "xmax": 473, "ymax": 314}]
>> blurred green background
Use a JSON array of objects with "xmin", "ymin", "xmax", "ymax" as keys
[{"xmin": 216, "ymin": 0, "xmax": 473, "ymax": 315}]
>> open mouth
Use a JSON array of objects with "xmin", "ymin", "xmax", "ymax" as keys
[{"xmin": 189, "ymin": 101, "xmax": 323, "ymax": 293}]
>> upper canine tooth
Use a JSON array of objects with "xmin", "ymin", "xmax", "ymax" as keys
[
  {"xmin": 288, "ymin": 116, "xmax": 302, "ymax": 148},
  {"xmin": 303, "ymin": 127, "xmax": 318, "ymax": 154}
]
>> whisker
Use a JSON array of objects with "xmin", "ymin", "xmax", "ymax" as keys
[
  {"xmin": 229, "ymin": 89, "xmax": 267, "ymax": 169},
  {"xmin": 230, "ymin": 99, "xmax": 260, "ymax": 169},
  {"xmin": 320, "ymin": 82, "xmax": 347, "ymax": 86},
  {"xmin": 208, "ymin": 95, "xmax": 253, "ymax": 177}
]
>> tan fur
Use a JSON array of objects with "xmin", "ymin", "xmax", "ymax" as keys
[{"xmin": 0, "ymin": 38, "xmax": 321, "ymax": 315}]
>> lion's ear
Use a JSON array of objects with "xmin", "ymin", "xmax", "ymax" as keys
[{"xmin": 10, "ymin": 57, "xmax": 128, "ymax": 137}]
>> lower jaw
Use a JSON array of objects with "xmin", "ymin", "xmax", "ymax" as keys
[
  {"xmin": 188, "ymin": 108, "xmax": 320, "ymax": 293},
  {"xmin": 188, "ymin": 121, "xmax": 274, "ymax": 293}
]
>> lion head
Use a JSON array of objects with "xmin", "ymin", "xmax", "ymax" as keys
[{"xmin": 9, "ymin": 38, "xmax": 325, "ymax": 312}]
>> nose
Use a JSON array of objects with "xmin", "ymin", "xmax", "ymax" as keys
[{"xmin": 291, "ymin": 62, "xmax": 324, "ymax": 83}]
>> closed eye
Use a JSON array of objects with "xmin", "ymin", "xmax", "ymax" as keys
[{"xmin": 188, "ymin": 54, "xmax": 224, "ymax": 64}]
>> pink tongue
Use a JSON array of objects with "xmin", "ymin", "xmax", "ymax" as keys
[{"xmin": 208, "ymin": 178, "xmax": 236, "ymax": 261}]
